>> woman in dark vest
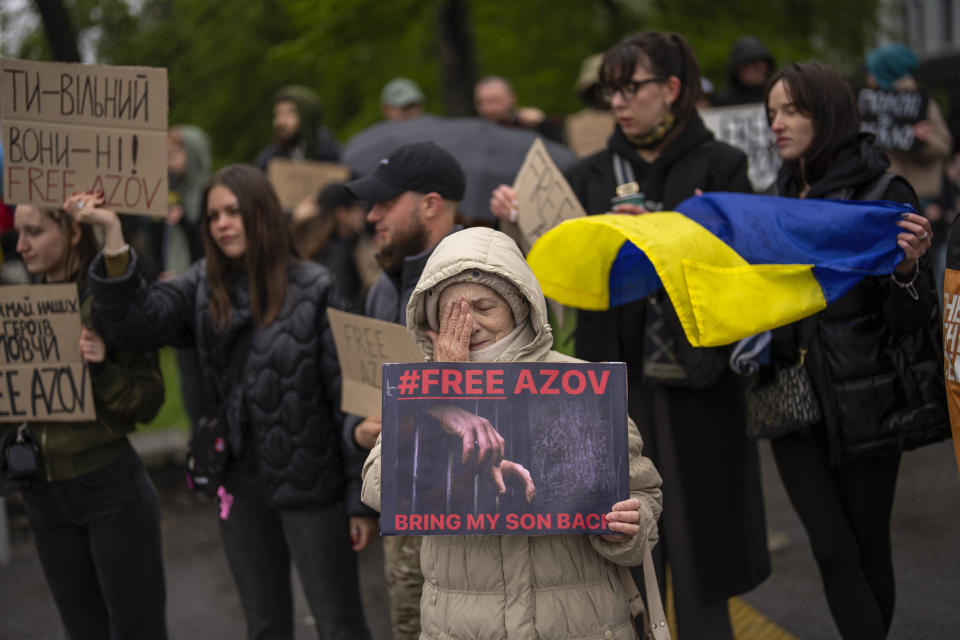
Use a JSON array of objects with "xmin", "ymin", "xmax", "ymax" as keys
[{"xmin": 75, "ymin": 165, "xmax": 375, "ymax": 640}]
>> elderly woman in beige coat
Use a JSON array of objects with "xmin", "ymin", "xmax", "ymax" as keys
[{"xmin": 362, "ymin": 227, "xmax": 663, "ymax": 640}]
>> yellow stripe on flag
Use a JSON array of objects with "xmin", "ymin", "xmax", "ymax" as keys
[{"xmin": 528, "ymin": 213, "xmax": 828, "ymax": 347}]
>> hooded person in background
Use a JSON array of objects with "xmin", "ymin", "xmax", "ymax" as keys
[
  {"xmin": 714, "ymin": 36, "xmax": 775, "ymax": 107},
  {"xmin": 865, "ymin": 43, "xmax": 954, "ymax": 203},
  {"xmin": 255, "ymin": 85, "xmax": 341, "ymax": 171},
  {"xmin": 866, "ymin": 43, "xmax": 954, "ymax": 292},
  {"xmin": 165, "ymin": 124, "xmax": 212, "ymax": 277},
  {"xmin": 165, "ymin": 124, "xmax": 213, "ymax": 432}
]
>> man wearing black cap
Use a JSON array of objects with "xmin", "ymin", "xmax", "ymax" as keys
[{"xmin": 344, "ymin": 141, "xmax": 464, "ymax": 640}]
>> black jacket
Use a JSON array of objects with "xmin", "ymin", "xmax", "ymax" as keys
[
  {"xmin": 567, "ymin": 117, "xmax": 771, "ymax": 602},
  {"xmin": 568, "ymin": 115, "xmax": 752, "ymax": 368},
  {"xmin": 88, "ymin": 252, "xmax": 367, "ymax": 512},
  {"xmin": 773, "ymin": 135, "xmax": 948, "ymax": 464}
]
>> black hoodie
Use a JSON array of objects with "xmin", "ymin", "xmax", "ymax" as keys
[{"xmin": 714, "ymin": 36, "xmax": 774, "ymax": 107}]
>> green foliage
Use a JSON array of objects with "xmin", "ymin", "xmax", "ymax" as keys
[
  {"xmin": 3, "ymin": 0, "xmax": 882, "ymax": 169},
  {"xmin": 141, "ymin": 347, "xmax": 189, "ymax": 433},
  {"xmin": 643, "ymin": 0, "xmax": 881, "ymax": 86}
]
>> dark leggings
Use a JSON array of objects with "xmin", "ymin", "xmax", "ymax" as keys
[
  {"xmin": 771, "ymin": 431, "xmax": 900, "ymax": 640},
  {"xmin": 21, "ymin": 447, "xmax": 167, "ymax": 640},
  {"xmin": 218, "ymin": 465, "xmax": 371, "ymax": 640}
]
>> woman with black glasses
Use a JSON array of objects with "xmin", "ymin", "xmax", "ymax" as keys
[{"xmin": 492, "ymin": 30, "xmax": 770, "ymax": 640}]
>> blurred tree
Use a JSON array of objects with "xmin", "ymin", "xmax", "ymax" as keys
[{"xmin": 2, "ymin": 0, "xmax": 882, "ymax": 168}]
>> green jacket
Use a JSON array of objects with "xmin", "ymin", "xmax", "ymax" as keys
[{"xmin": 3, "ymin": 281, "xmax": 164, "ymax": 481}]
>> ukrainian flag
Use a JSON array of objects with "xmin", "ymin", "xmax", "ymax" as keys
[{"xmin": 528, "ymin": 192, "xmax": 913, "ymax": 347}]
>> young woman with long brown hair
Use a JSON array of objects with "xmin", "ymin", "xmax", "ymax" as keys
[{"xmin": 75, "ymin": 164, "xmax": 375, "ymax": 639}]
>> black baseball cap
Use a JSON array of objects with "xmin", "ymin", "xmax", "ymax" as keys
[{"xmin": 345, "ymin": 142, "xmax": 466, "ymax": 203}]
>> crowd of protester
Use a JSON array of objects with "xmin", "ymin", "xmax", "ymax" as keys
[{"xmin": 0, "ymin": 28, "xmax": 956, "ymax": 640}]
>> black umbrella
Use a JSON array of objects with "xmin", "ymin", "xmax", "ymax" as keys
[{"xmin": 342, "ymin": 115, "xmax": 578, "ymax": 222}]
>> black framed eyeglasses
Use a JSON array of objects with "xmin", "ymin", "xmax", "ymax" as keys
[{"xmin": 600, "ymin": 77, "xmax": 667, "ymax": 102}]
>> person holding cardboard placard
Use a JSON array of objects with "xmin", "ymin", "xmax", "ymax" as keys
[
  {"xmin": 342, "ymin": 141, "xmax": 463, "ymax": 640},
  {"xmin": 361, "ymin": 226, "xmax": 663, "ymax": 640},
  {"xmin": 255, "ymin": 85, "xmax": 342, "ymax": 172},
  {"xmin": 78, "ymin": 165, "xmax": 374, "ymax": 640},
  {"xmin": 3, "ymin": 203, "xmax": 167, "ymax": 639}
]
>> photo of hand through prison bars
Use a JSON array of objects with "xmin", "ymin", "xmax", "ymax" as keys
[{"xmin": 379, "ymin": 363, "xmax": 629, "ymax": 536}]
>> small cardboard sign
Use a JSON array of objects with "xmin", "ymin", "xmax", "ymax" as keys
[
  {"xmin": 942, "ymin": 268, "xmax": 960, "ymax": 475},
  {"xmin": 0, "ymin": 284, "xmax": 96, "ymax": 421},
  {"xmin": 327, "ymin": 308, "xmax": 422, "ymax": 417},
  {"xmin": 266, "ymin": 158, "xmax": 351, "ymax": 211},
  {"xmin": 700, "ymin": 103, "xmax": 781, "ymax": 192},
  {"xmin": 858, "ymin": 88, "xmax": 928, "ymax": 151},
  {"xmin": 511, "ymin": 138, "xmax": 586, "ymax": 253},
  {"xmin": 379, "ymin": 361, "xmax": 629, "ymax": 535},
  {"xmin": 564, "ymin": 108, "xmax": 615, "ymax": 158},
  {"xmin": 1, "ymin": 58, "xmax": 168, "ymax": 216}
]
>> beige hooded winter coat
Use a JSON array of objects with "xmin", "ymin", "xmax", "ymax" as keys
[{"xmin": 362, "ymin": 227, "xmax": 663, "ymax": 640}]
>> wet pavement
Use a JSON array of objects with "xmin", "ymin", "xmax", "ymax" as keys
[{"xmin": 1, "ymin": 438, "xmax": 958, "ymax": 639}]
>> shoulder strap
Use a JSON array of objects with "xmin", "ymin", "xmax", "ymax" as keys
[
  {"xmin": 617, "ymin": 544, "xmax": 672, "ymax": 640},
  {"xmin": 613, "ymin": 153, "xmax": 637, "ymax": 187},
  {"xmin": 857, "ymin": 171, "xmax": 896, "ymax": 202}
]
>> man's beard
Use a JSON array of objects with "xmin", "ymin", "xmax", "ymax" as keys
[
  {"xmin": 273, "ymin": 128, "xmax": 301, "ymax": 151},
  {"xmin": 377, "ymin": 220, "xmax": 429, "ymax": 276}
]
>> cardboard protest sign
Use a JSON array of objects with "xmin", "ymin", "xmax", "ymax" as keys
[
  {"xmin": 510, "ymin": 138, "xmax": 586, "ymax": 253},
  {"xmin": 327, "ymin": 308, "xmax": 422, "ymax": 417},
  {"xmin": 0, "ymin": 284, "xmax": 95, "ymax": 421},
  {"xmin": 380, "ymin": 361, "xmax": 629, "ymax": 535},
  {"xmin": 858, "ymin": 88, "xmax": 928, "ymax": 151},
  {"xmin": 564, "ymin": 108, "xmax": 615, "ymax": 158},
  {"xmin": 266, "ymin": 158, "xmax": 351, "ymax": 211},
  {"xmin": 352, "ymin": 236, "xmax": 383, "ymax": 291},
  {"xmin": 1, "ymin": 58, "xmax": 168, "ymax": 216},
  {"xmin": 943, "ymin": 267, "xmax": 960, "ymax": 475},
  {"xmin": 700, "ymin": 103, "xmax": 781, "ymax": 192}
]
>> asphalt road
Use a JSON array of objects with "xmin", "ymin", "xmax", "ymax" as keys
[{"xmin": 1, "ymin": 438, "xmax": 958, "ymax": 639}]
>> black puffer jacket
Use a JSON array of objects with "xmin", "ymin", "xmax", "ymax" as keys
[
  {"xmin": 88, "ymin": 252, "xmax": 367, "ymax": 512},
  {"xmin": 772, "ymin": 135, "xmax": 948, "ymax": 464}
]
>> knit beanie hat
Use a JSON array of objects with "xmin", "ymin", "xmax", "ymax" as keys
[
  {"xmin": 866, "ymin": 44, "xmax": 918, "ymax": 91},
  {"xmin": 426, "ymin": 269, "xmax": 529, "ymax": 332}
]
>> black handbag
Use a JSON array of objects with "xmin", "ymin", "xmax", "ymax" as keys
[
  {"xmin": 745, "ymin": 320, "xmax": 822, "ymax": 439},
  {"xmin": 186, "ymin": 327, "xmax": 254, "ymax": 496}
]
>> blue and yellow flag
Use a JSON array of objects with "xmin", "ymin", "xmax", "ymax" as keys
[{"xmin": 527, "ymin": 192, "xmax": 912, "ymax": 347}]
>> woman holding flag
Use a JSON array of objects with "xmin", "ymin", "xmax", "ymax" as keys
[
  {"xmin": 765, "ymin": 62, "xmax": 943, "ymax": 639},
  {"xmin": 490, "ymin": 31, "xmax": 771, "ymax": 639}
]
